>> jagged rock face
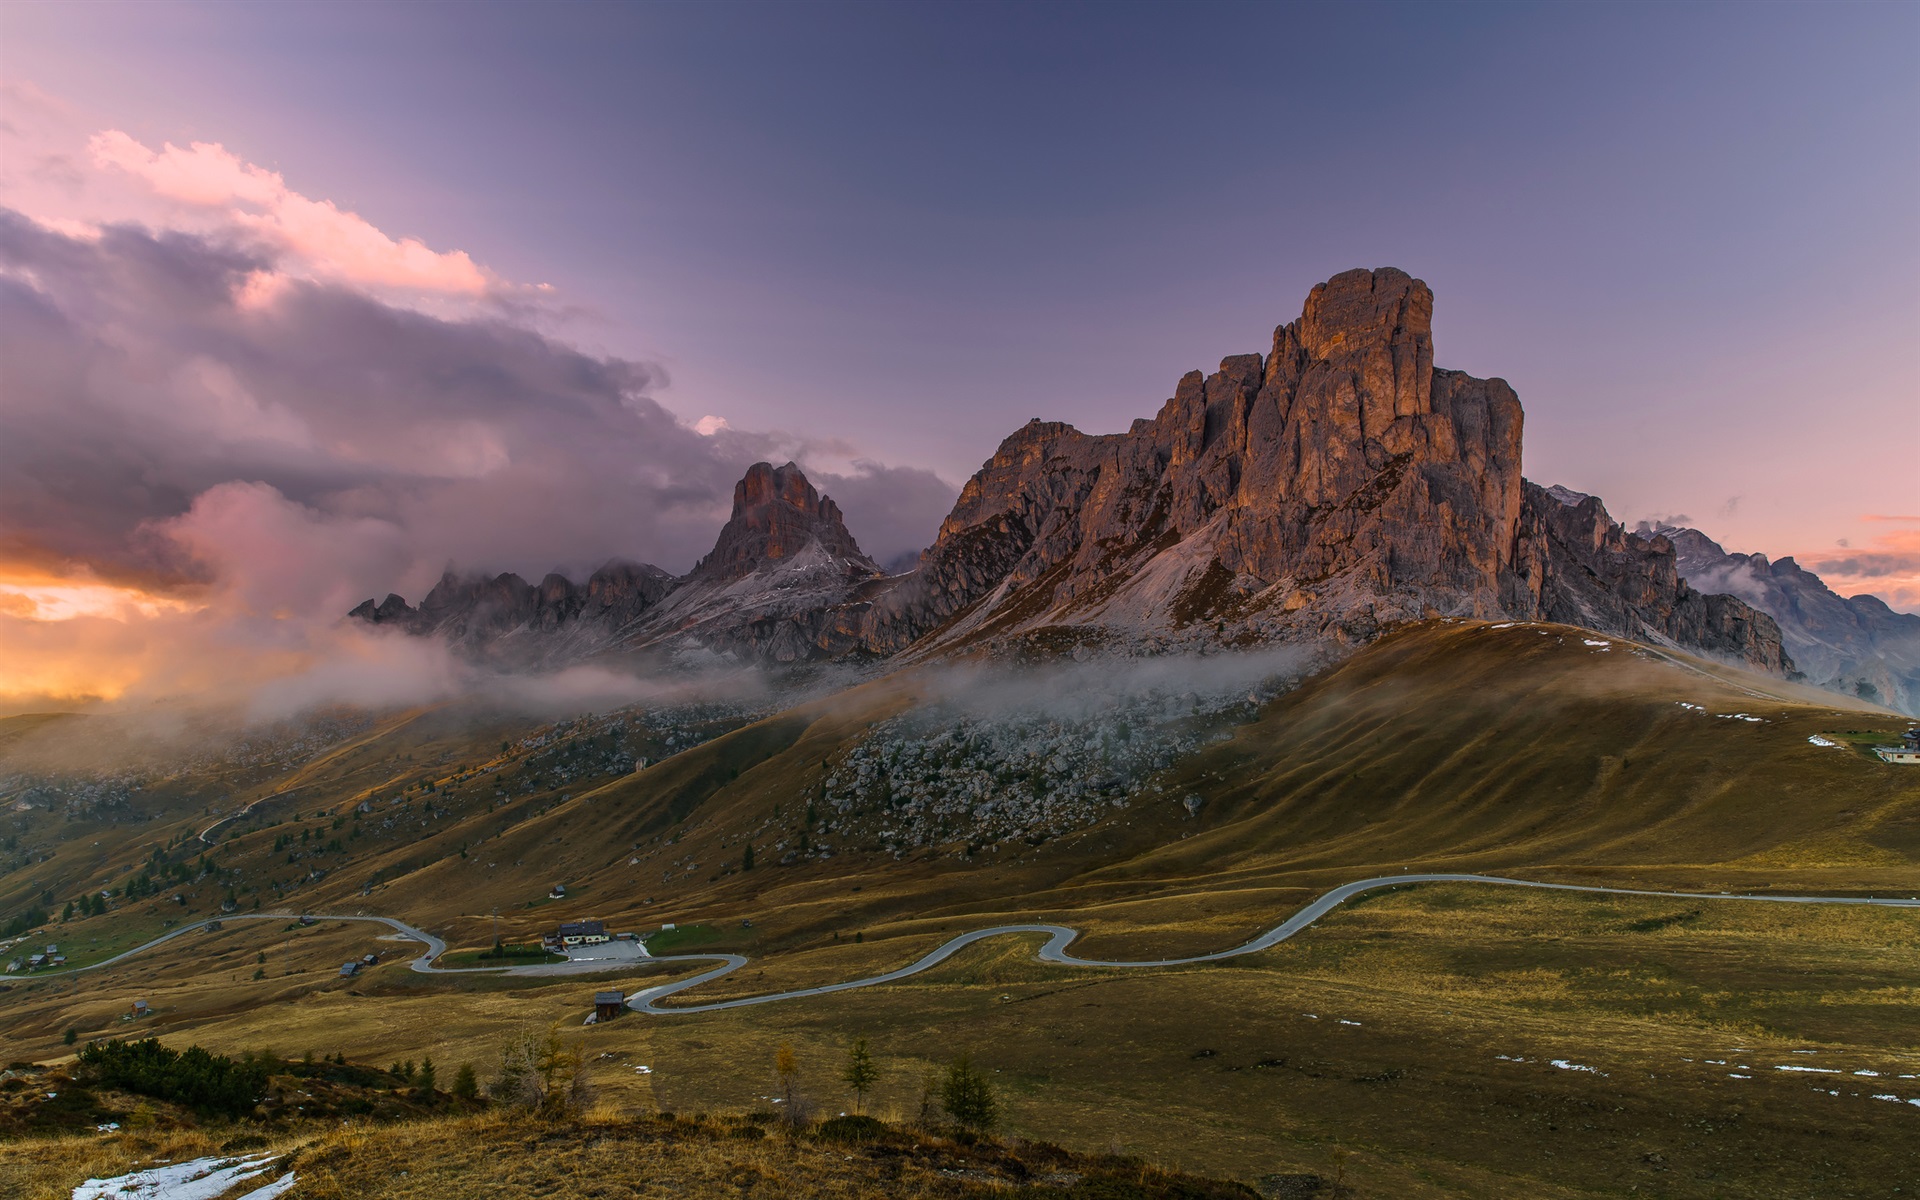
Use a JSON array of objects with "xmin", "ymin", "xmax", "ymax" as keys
[
  {"xmin": 1506, "ymin": 487, "xmax": 1789, "ymax": 673},
  {"xmin": 853, "ymin": 268, "xmax": 1783, "ymax": 672},
  {"xmin": 1645, "ymin": 524, "xmax": 1919, "ymax": 713},
  {"xmin": 350, "ymin": 462, "xmax": 883, "ymax": 665},
  {"xmin": 352, "ymin": 560, "xmax": 673, "ymax": 667},
  {"xmin": 641, "ymin": 462, "xmax": 886, "ymax": 664},
  {"xmin": 863, "ymin": 269, "xmax": 1526, "ymax": 653},
  {"xmin": 692, "ymin": 461, "xmax": 876, "ymax": 583}
]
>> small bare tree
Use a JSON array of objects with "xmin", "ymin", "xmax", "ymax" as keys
[
  {"xmin": 774, "ymin": 1042, "xmax": 800, "ymax": 1122},
  {"xmin": 490, "ymin": 1025, "xmax": 591, "ymax": 1116}
]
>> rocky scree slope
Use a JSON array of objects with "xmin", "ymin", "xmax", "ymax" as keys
[{"xmin": 352, "ymin": 268, "xmax": 1788, "ymax": 674}]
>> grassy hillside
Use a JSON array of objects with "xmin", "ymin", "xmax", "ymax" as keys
[{"xmin": 3, "ymin": 620, "xmax": 1916, "ymax": 1196}]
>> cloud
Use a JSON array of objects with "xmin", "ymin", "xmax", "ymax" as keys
[
  {"xmin": 0, "ymin": 87, "xmax": 962, "ymax": 714},
  {"xmin": 1804, "ymin": 526, "xmax": 1920, "ymax": 614},
  {"xmin": 810, "ymin": 460, "xmax": 957, "ymax": 571},
  {"xmin": 0, "ymin": 208, "xmax": 957, "ymax": 712},
  {"xmin": 90, "ymin": 130, "xmax": 488, "ymax": 295}
]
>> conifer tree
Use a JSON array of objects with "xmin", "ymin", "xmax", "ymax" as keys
[{"xmin": 842, "ymin": 1037, "xmax": 877, "ymax": 1115}]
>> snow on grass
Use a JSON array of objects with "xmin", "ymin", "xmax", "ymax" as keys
[
  {"xmin": 73, "ymin": 1154, "xmax": 293, "ymax": 1200},
  {"xmin": 1677, "ymin": 702, "xmax": 1704, "ymax": 712},
  {"xmin": 1775, "ymin": 1065, "xmax": 1842, "ymax": 1074},
  {"xmin": 1582, "ymin": 639, "xmax": 1611, "ymax": 649},
  {"xmin": 1550, "ymin": 1059, "xmax": 1606, "ymax": 1076},
  {"xmin": 1807, "ymin": 735, "xmax": 1840, "ymax": 747}
]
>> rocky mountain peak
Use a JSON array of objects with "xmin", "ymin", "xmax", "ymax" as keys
[{"xmin": 692, "ymin": 461, "xmax": 876, "ymax": 583}]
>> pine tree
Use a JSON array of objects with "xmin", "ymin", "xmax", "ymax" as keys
[
  {"xmin": 452, "ymin": 1061, "xmax": 479, "ymax": 1101},
  {"xmin": 842, "ymin": 1037, "xmax": 877, "ymax": 1115},
  {"xmin": 417, "ymin": 1056, "xmax": 437, "ymax": 1094},
  {"xmin": 941, "ymin": 1053, "xmax": 998, "ymax": 1132},
  {"xmin": 742, "ymin": 844, "xmax": 755, "ymax": 871}
]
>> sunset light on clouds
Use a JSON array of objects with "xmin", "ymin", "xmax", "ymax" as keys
[{"xmin": 0, "ymin": 1, "xmax": 1915, "ymax": 716}]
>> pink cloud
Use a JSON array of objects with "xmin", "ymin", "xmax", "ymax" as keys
[
  {"xmin": 1805, "ymin": 526, "xmax": 1920, "ymax": 614},
  {"xmin": 89, "ymin": 130, "xmax": 487, "ymax": 295}
]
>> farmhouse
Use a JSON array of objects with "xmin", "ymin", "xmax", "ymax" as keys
[
  {"xmin": 554, "ymin": 919, "xmax": 609, "ymax": 947},
  {"xmin": 593, "ymin": 991, "xmax": 625, "ymax": 1021},
  {"xmin": 339, "ymin": 961, "xmax": 361, "ymax": 977},
  {"xmin": 1873, "ymin": 728, "xmax": 1920, "ymax": 765}
]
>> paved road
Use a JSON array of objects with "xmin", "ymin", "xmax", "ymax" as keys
[
  {"xmin": 31, "ymin": 875, "xmax": 1920, "ymax": 1012},
  {"xmin": 31, "ymin": 911, "xmax": 642, "ymax": 980},
  {"xmin": 623, "ymin": 872, "xmax": 1920, "ymax": 1014}
]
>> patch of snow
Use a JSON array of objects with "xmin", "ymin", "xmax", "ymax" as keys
[
  {"xmin": 1871, "ymin": 1094, "xmax": 1902, "ymax": 1102},
  {"xmin": 1775, "ymin": 1065, "xmax": 1841, "ymax": 1074},
  {"xmin": 73, "ymin": 1155, "xmax": 290, "ymax": 1200},
  {"xmin": 1488, "ymin": 622, "xmax": 1518, "ymax": 630},
  {"xmin": 1551, "ymin": 1059, "xmax": 1606, "ymax": 1075},
  {"xmin": 1338, "ymin": 1019, "xmax": 1361, "ymax": 1026},
  {"xmin": 1807, "ymin": 735, "xmax": 1839, "ymax": 747},
  {"xmin": 1728, "ymin": 1073, "xmax": 1750, "ymax": 1079},
  {"xmin": 237, "ymin": 1175, "xmax": 299, "ymax": 1200},
  {"xmin": 1678, "ymin": 702, "xmax": 1704, "ymax": 712},
  {"xmin": 1582, "ymin": 639, "xmax": 1610, "ymax": 648},
  {"xmin": 1854, "ymin": 1070, "xmax": 1881, "ymax": 1077}
]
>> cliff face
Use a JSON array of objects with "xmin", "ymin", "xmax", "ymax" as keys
[
  {"xmin": 351, "ymin": 267, "xmax": 1792, "ymax": 675},
  {"xmin": 349, "ymin": 560, "xmax": 673, "ymax": 667},
  {"xmin": 353, "ymin": 460, "xmax": 887, "ymax": 666},
  {"xmin": 689, "ymin": 461, "xmax": 876, "ymax": 584},
  {"xmin": 1506, "ymin": 488, "xmax": 1787, "ymax": 673},
  {"xmin": 853, "ymin": 268, "xmax": 1784, "ymax": 671}
]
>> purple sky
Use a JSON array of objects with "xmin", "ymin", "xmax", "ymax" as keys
[{"xmin": 0, "ymin": 0, "xmax": 1916, "ymax": 707}]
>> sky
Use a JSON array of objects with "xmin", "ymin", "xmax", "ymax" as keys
[{"xmin": 0, "ymin": 0, "xmax": 1915, "ymax": 711}]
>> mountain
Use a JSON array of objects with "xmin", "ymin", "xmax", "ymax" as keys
[
  {"xmin": 350, "ymin": 461, "xmax": 889, "ymax": 665},
  {"xmin": 1635, "ymin": 522, "xmax": 1920, "ymax": 714},
  {"xmin": 352, "ymin": 267, "xmax": 1789, "ymax": 674}
]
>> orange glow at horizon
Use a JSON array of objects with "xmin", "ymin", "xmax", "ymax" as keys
[{"xmin": 0, "ymin": 569, "xmax": 209, "ymax": 709}]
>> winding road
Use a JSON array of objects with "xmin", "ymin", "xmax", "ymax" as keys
[{"xmin": 32, "ymin": 873, "xmax": 1920, "ymax": 1016}]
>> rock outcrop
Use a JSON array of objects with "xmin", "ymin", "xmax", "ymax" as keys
[
  {"xmin": 1507, "ymin": 487, "xmax": 1787, "ymax": 673},
  {"xmin": 352, "ymin": 461, "xmax": 886, "ymax": 665},
  {"xmin": 351, "ymin": 560, "xmax": 674, "ymax": 667},
  {"xmin": 1639, "ymin": 524, "xmax": 1920, "ymax": 712},
  {"xmin": 352, "ymin": 267, "xmax": 1794, "ymax": 675},
  {"xmin": 849, "ymin": 268, "xmax": 1785, "ymax": 671}
]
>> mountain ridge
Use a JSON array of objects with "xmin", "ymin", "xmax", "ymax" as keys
[
  {"xmin": 1637, "ymin": 520, "xmax": 1920, "ymax": 714},
  {"xmin": 352, "ymin": 267, "xmax": 1792, "ymax": 676}
]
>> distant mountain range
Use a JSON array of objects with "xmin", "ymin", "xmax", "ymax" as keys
[
  {"xmin": 353, "ymin": 267, "xmax": 1802, "ymax": 683},
  {"xmin": 1629, "ymin": 522, "xmax": 1919, "ymax": 714}
]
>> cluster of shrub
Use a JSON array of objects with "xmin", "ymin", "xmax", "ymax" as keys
[
  {"xmin": 77, "ymin": 1038, "xmax": 269, "ymax": 1117},
  {"xmin": 72, "ymin": 1039, "xmax": 487, "ymax": 1119}
]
